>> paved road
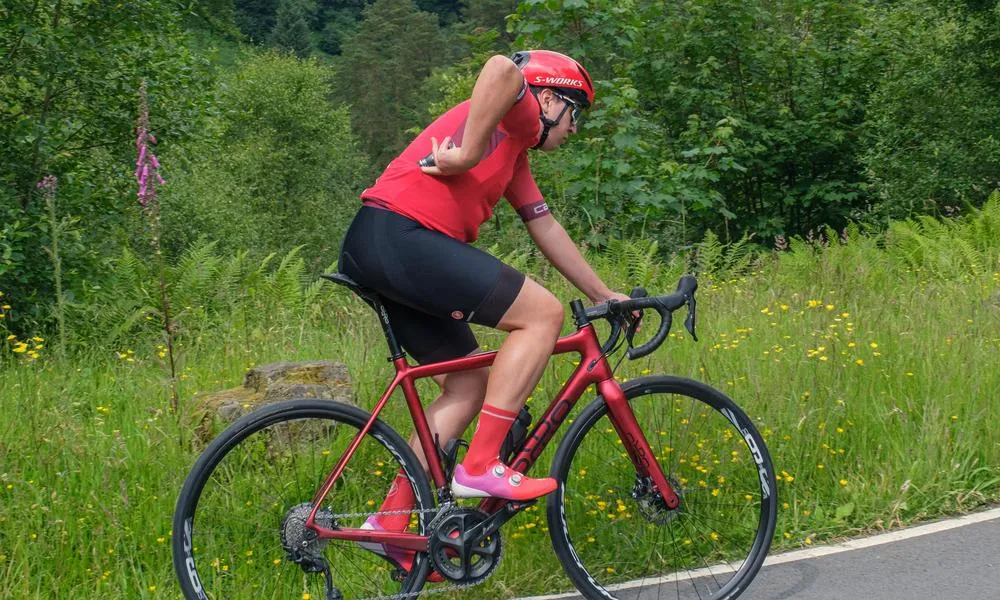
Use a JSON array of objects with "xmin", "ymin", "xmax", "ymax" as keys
[
  {"xmin": 738, "ymin": 508, "xmax": 999, "ymax": 600},
  {"xmin": 518, "ymin": 506, "xmax": 1000, "ymax": 600}
]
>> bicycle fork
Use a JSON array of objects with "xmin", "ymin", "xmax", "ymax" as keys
[{"xmin": 599, "ymin": 379, "xmax": 680, "ymax": 509}]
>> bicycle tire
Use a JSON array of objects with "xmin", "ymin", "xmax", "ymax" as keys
[
  {"xmin": 547, "ymin": 375, "xmax": 777, "ymax": 600},
  {"xmin": 172, "ymin": 399, "xmax": 435, "ymax": 600}
]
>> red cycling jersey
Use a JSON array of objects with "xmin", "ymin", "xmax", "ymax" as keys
[{"xmin": 361, "ymin": 86, "xmax": 550, "ymax": 243}]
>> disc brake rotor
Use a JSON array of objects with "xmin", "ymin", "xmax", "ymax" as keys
[{"xmin": 634, "ymin": 475, "xmax": 684, "ymax": 525}]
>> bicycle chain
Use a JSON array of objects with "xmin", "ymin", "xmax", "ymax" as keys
[{"xmin": 326, "ymin": 507, "xmax": 491, "ymax": 600}]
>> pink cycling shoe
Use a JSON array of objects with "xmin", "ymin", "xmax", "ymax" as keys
[
  {"xmin": 358, "ymin": 516, "xmax": 444, "ymax": 582},
  {"xmin": 451, "ymin": 459, "xmax": 558, "ymax": 500}
]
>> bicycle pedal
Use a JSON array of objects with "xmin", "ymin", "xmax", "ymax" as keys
[{"xmin": 505, "ymin": 499, "xmax": 536, "ymax": 512}]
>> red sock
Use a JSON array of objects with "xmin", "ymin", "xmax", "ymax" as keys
[
  {"xmin": 372, "ymin": 470, "xmax": 416, "ymax": 532},
  {"xmin": 463, "ymin": 404, "xmax": 518, "ymax": 475}
]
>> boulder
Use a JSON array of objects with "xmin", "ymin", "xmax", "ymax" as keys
[{"xmin": 191, "ymin": 360, "xmax": 354, "ymax": 449}]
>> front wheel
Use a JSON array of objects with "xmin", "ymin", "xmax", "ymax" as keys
[
  {"xmin": 548, "ymin": 376, "xmax": 777, "ymax": 600},
  {"xmin": 172, "ymin": 399, "xmax": 436, "ymax": 599}
]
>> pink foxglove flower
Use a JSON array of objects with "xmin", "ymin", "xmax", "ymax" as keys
[{"xmin": 135, "ymin": 80, "xmax": 165, "ymax": 208}]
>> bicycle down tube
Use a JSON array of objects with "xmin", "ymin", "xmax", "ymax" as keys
[{"xmin": 306, "ymin": 319, "xmax": 680, "ymax": 543}]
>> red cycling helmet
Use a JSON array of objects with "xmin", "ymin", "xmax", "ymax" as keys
[{"xmin": 511, "ymin": 50, "xmax": 594, "ymax": 108}]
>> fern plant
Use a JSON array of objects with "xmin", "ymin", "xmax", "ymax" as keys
[
  {"xmin": 883, "ymin": 193, "xmax": 999, "ymax": 278},
  {"xmin": 694, "ymin": 230, "xmax": 759, "ymax": 280}
]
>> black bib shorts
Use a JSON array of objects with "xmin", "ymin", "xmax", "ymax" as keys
[{"xmin": 339, "ymin": 205, "xmax": 526, "ymax": 364}]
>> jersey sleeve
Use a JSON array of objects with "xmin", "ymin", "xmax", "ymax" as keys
[
  {"xmin": 500, "ymin": 81, "xmax": 541, "ymax": 142},
  {"xmin": 504, "ymin": 152, "xmax": 550, "ymax": 222}
]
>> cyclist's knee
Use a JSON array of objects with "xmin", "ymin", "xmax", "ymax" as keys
[
  {"xmin": 536, "ymin": 289, "xmax": 564, "ymax": 333},
  {"xmin": 502, "ymin": 278, "xmax": 564, "ymax": 333}
]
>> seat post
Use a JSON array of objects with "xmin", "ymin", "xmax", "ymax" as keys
[
  {"xmin": 370, "ymin": 299, "xmax": 405, "ymax": 361},
  {"xmin": 321, "ymin": 273, "xmax": 405, "ymax": 361}
]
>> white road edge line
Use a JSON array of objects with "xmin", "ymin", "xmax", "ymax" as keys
[{"xmin": 515, "ymin": 506, "xmax": 1000, "ymax": 600}]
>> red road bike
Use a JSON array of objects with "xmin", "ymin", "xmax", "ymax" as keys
[{"xmin": 173, "ymin": 274, "xmax": 777, "ymax": 600}]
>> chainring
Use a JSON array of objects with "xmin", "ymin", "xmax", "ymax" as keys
[{"xmin": 426, "ymin": 506, "xmax": 502, "ymax": 585}]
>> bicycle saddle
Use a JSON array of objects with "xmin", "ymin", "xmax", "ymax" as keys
[{"xmin": 321, "ymin": 272, "xmax": 381, "ymax": 304}]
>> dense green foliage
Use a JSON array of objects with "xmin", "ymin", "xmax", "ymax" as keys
[
  {"xmin": 161, "ymin": 52, "xmax": 368, "ymax": 267},
  {"xmin": 1, "ymin": 0, "xmax": 214, "ymax": 328},
  {"xmin": 3, "ymin": 0, "xmax": 999, "ymax": 339},
  {"xmin": 335, "ymin": 0, "xmax": 444, "ymax": 166}
]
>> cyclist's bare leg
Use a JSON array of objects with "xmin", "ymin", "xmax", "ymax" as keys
[
  {"xmin": 407, "ymin": 277, "xmax": 562, "ymax": 468},
  {"xmin": 407, "ymin": 360, "xmax": 490, "ymax": 467},
  {"xmin": 484, "ymin": 277, "xmax": 563, "ymax": 412},
  {"xmin": 453, "ymin": 278, "xmax": 563, "ymax": 498}
]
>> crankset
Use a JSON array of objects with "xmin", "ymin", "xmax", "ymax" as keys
[{"xmin": 426, "ymin": 506, "xmax": 502, "ymax": 584}]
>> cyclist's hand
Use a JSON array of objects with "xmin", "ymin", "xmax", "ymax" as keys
[
  {"xmin": 419, "ymin": 136, "xmax": 475, "ymax": 176},
  {"xmin": 603, "ymin": 291, "xmax": 642, "ymax": 328}
]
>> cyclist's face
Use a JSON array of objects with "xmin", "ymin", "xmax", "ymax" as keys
[{"xmin": 538, "ymin": 89, "xmax": 579, "ymax": 151}]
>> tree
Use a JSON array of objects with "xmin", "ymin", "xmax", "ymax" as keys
[
  {"xmin": 860, "ymin": 0, "xmax": 1000, "ymax": 217},
  {"xmin": 336, "ymin": 0, "xmax": 442, "ymax": 167},
  {"xmin": 270, "ymin": 0, "xmax": 314, "ymax": 57},
  {"xmin": 461, "ymin": 0, "xmax": 520, "ymax": 39},
  {"xmin": 318, "ymin": 9, "xmax": 360, "ymax": 55},
  {"xmin": 511, "ymin": 0, "xmax": 873, "ymax": 243},
  {"xmin": 235, "ymin": 0, "xmax": 281, "ymax": 42},
  {"xmin": 161, "ymin": 52, "xmax": 370, "ymax": 268},
  {"xmin": 0, "ymin": 0, "xmax": 213, "ymax": 330}
]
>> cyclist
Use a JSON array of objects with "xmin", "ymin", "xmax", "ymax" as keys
[{"xmin": 339, "ymin": 50, "xmax": 631, "ymax": 574}]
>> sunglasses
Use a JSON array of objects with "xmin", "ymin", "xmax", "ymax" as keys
[{"xmin": 552, "ymin": 91, "xmax": 584, "ymax": 125}]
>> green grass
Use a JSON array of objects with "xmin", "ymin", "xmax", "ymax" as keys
[{"xmin": 1, "ymin": 215, "xmax": 999, "ymax": 598}]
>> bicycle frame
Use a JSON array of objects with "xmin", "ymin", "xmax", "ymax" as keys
[{"xmin": 304, "ymin": 320, "xmax": 679, "ymax": 551}]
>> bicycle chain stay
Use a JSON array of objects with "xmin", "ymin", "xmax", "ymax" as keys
[{"xmin": 320, "ymin": 507, "xmax": 491, "ymax": 600}]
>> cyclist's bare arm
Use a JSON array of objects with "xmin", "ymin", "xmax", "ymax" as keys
[
  {"xmin": 526, "ymin": 213, "xmax": 629, "ymax": 305},
  {"xmin": 420, "ymin": 55, "xmax": 524, "ymax": 176}
]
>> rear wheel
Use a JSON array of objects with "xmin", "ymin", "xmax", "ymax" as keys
[
  {"xmin": 172, "ymin": 400, "xmax": 435, "ymax": 599},
  {"xmin": 548, "ymin": 376, "xmax": 777, "ymax": 600}
]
